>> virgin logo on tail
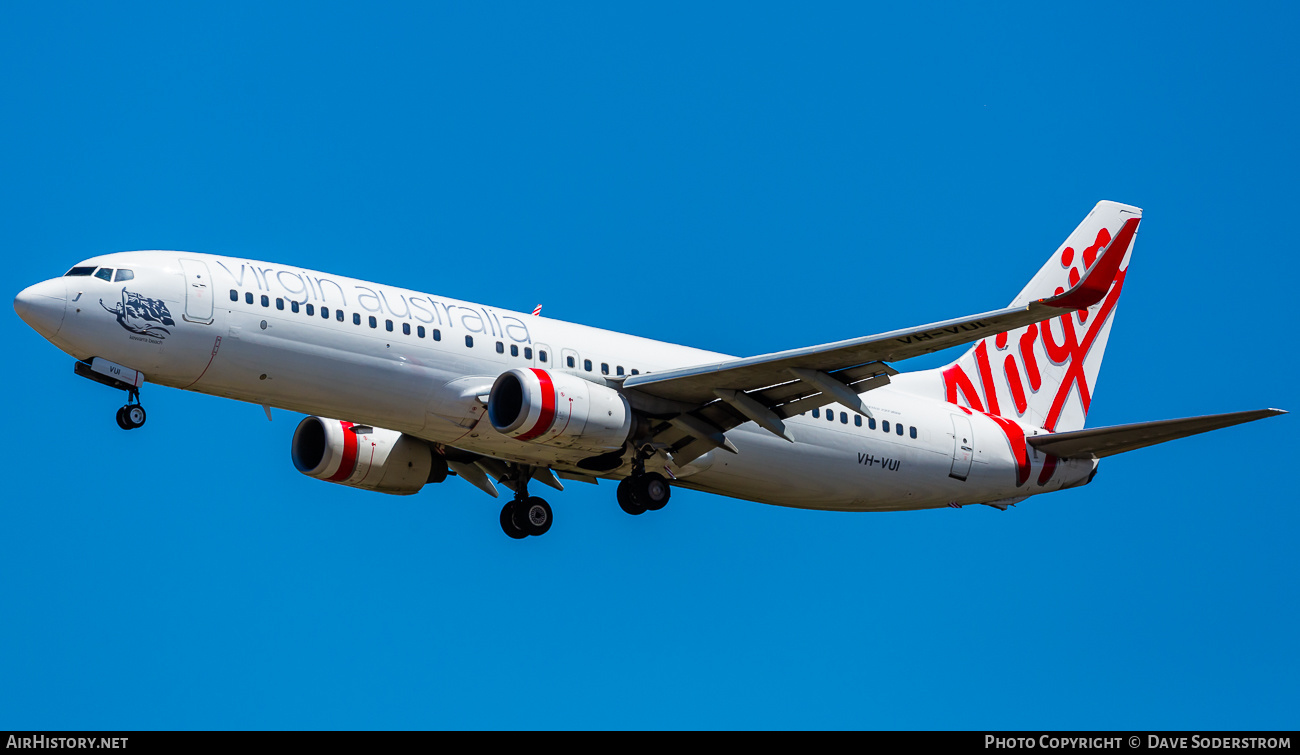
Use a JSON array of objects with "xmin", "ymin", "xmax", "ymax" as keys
[
  {"xmin": 942, "ymin": 223, "xmax": 1134, "ymax": 487},
  {"xmin": 943, "ymin": 225, "xmax": 1128, "ymax": 433}
]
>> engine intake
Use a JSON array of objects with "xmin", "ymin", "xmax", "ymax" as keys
[
  {"xmin": 488, "ymin": 368, "xmax": 633, "ymax": 452},
  {"xmin": 291, "ymin": 416, "xmax": 434, "ymax": 495}
]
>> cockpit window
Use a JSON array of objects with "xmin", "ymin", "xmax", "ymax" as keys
[
  {"xmin": 94, "ymin": 268, "xmax": 114, "ymax": 281},
  {"xmin": 65, "ymin": 266, "xmax": 96, "ymax": 277},
  {"xmin": 114, "ymin": 269, "xmax": 134, "ymax": 282}
]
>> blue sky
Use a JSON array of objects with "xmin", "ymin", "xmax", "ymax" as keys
[{"xmin": 2, "ymin": 2, "xmax": 1296, "ymax": 730}]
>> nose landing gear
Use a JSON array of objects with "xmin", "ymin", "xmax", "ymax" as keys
[
  {"xmin": 115, "ymin": 401, "xmax": 147, "ymax": 430},
  {"xmin": 115, "ymin": 387, "xmax": 147, "ymax": 431},
  {"xmin": 73, "ymin": 360, "xmax": 149, "ymax": 431}
]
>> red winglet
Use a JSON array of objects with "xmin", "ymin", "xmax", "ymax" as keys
[{"xmin": 1043, "ymin": 216, "xmax": 1140, "ymax": 310}]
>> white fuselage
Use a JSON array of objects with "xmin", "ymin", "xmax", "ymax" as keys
[{"xmin": 21, "ymin": 250, "xmax": 1097, "ymax": 512}]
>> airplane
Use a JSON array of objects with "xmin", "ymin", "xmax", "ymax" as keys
[{"xmin": 13, "ymin": 201, "xmax": 1284, "ymax": 539}]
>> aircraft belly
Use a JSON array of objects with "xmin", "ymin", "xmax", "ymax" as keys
[{"xmin": 680, "ymin": 422, "xmax": 955, "ymax": 511}]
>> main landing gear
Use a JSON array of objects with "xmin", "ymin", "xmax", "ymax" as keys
[
  {"xmin": 616, "ymin": 449, "xmax": 671, "ymax": 516},
  {"xmin": 115, "ymin": 389, "xmax": 147, "ymax": 431},
  {"xmin": 490, "ymin": 451, "xmax": 673, "ymax": 537},
  {"xmin": 499, "ymin": 465, "xmax": 553, "ymax": 539}
]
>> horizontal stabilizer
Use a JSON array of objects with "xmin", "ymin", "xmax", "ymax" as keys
[{"xmin": 1027, "ymin": 409, "xmax": 1286, "ymax": 459}]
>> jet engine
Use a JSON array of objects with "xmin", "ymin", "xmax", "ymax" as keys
[
  {"xmin": 487, "ymin": 368, "xmax": 633, "ymax": 452},
  {"xmin": 291, "ymin": 416, "xmax": 436, "ymax": 495}
]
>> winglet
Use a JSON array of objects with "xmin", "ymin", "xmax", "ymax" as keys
[{"xmin": 1041, "ymin": 216, "xmax": 1140, "ymax": 310}]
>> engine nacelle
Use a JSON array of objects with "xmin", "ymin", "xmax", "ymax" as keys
[
  {"xmin": 487, "ymin": 368, "xmax": 633, "ymax": 452},
  {"xmin": 291, "ymin": 416, "xmax": 433, "ymax": 495}
]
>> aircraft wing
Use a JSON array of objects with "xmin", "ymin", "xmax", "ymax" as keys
[
  {"xmin": 626, "ymin": 216, "xmax": 1137, "ymax": 408},
  {"xmin": 622, "ymin": 218, "xmax": 1138, "ymax": 464},
  {"xmin": 1026, "ymin": 409, "xmax": 1286, "ymax": 460}
]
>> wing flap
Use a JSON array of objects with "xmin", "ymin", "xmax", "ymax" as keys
[
  {"xmin": 646, "ymin": 361, "xmax": 898, "ymax": 455},
  {"xmin": 1027, "ymin": 409, "xmax": 1286, "ymax": 459}
]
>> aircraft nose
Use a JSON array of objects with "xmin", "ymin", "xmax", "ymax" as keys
[{"xmin": 15, "ymin": 278, "xmax": 67, "ymax": 339}]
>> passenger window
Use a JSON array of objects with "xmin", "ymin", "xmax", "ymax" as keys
[
  {"xmin": 114, "ymin": 269, "xmax": 134, "ymax": 282},
  {"xmin": 275, "ymin": 298, "xmax": 284, "ymax": 310},
  {"xmin": 869, "ymin": 418, "xmax": 877, "ymax": 430},
  {"xmin": 883, "ymin": 420, "xmax": 890, "ymax": 433},
  {"xmin": 402, "ymin": 322, "xmax": 411, "ymax": 335},
  {"xmin": 369, "ymin": 316, "xmax": 377, "ymax": 328},
  {"xmin": 566, "ymin": 356, "xmax": 575, "ymax": 368},
  {"xmin": 336, "ymin": 309, "xmax": 343, "ymax": 322},
  {"xmin": 841, "ymin": 412, "xmax": 848, "ymax": 424},
  {"xmin": 601, "ymin": 363, "xmax": 609, "ymax": 375},
  {"xmin": 909, "ymin": 426, "xmax": 917, "ymax": 439},
  {"xmin": 433, "ymin": 329, "xmax": 441, "ymax": 341},
  {"xmin": 465, "ymin": 335, "xmax": 474, "ymax": 348},
  {"xmin": 616, "ymin": 366, "xmax": 624, "ymax": 376},
  {"xmin": 94, "ymin": 268, "xmax": 113, "ymax": 281},
  {"xmin": 524, "ymin": 347, "xmax": 532, "ymax": 360},
  {"xmin": 631, "ymin": 369, "xmax": 639, "ymax": 375},
  {"xmin": 827, "ymin": 411, "xmax": 834, "ymax": 422},
  {"xmin": 291, "ymin": 301, "xmax": 300, "ymax": 313},
  {"xmin": 385, "ymin": 320, "xmax": 393, "ymax": 332},
  {"xmin": 246, "ymin": 292, "xmax": 255, "ymax": 305},
  {"xmin": 496, "ymin": 341, "xmax": 504, "ymax": 354},
  {"xmin": 262, "ymin": 295, "xmax": 270, "ymax": 307},
  {"xmin": 306, "ymin": 303, "xmax": 314, "ymax": 316},
  {"xmin": 896, "ymin": 423, "xmax": 904, "ymax": 436},
  {"xmin": 417, "ymin": 326, "xmax": 426, "ymax": 338},
  {"xmin": 584, "ymin": 359, "xmax": 592, "ymax": 372},
  {"xmin": 538, "ymin": 350, "xmax": 546, "ymax": 362},
  {"xmin": 854, "ymin": 415, "xmax": 862, "ymax": 427},
  {"xmin": 321, "ymin": 307, "xmax": 329, "ymax": 318},
  {"xmin": 510, "ymin": 344, "xmax": 518, "ymax": 357},
  {"xmin": 354, "ymin": 313, "xmax": 361, "ymax": 325},
  {"xmin": 812, "ymin": 408, "xmax": 820, "ymax": 419},
  {"xmin": 230, "ymin": 290, "xmax": 238, "ymax": 302},
  {"xmin": 65, "ymin": 266, "xmax": 96, "ymax": 276}
]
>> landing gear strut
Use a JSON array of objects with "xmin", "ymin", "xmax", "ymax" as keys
[
  {"xmin": 115, "ymin": 388, "xmax": 146, "ymax": 431},
  {"xmin": 617, "ymin": 448, "xmax": 671, "ymax": 516},
  {"xmin": 75, "ymin": 361, "xmax": 148, "ymax": 431},
  {"xmin": 499, "ymin": 464, "xmax": 553, "ymax": 539}
]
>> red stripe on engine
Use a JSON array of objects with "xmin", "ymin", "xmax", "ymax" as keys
[
  {"xmin": 515, "ymin": 369, "xmax": 556, "ymax": 441},
  {"xmin": 327, "ymin": 421, "xmax": 359, "ymax": 481}
]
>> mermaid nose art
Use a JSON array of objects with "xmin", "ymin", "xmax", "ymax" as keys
[{"xmin": 14, "ymin": 279, "xmax": 67, "ymax": 339}]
